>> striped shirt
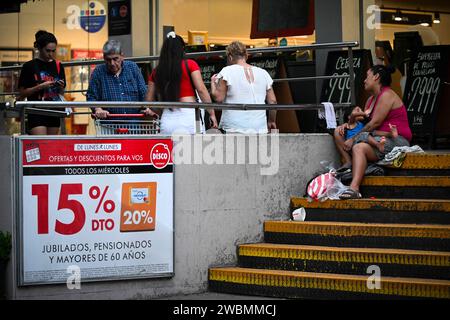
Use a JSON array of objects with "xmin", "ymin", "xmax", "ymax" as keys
[{"xmin": 87, "ymin": 60, "xmax": 147, "ymax": 114}]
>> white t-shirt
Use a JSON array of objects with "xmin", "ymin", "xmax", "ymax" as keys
[{"xmin": 217, "ymin": 64, "xmax": 273, "ymax": 134}]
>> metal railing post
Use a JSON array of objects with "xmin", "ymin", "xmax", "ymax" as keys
[
  {"xmin": 348, "ymin": 46, "xmax": 356, "ymax": 107},
  {"xmin": 20, "ymin": 106, "xmax": 26, "ymax": 135}
]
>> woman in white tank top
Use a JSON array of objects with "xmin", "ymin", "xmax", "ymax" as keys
[{"xmin": 210, "ymin": 41, "xmax": 277, "ymax": 134}]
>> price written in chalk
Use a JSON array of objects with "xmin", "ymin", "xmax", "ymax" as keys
[
  {"xmin": 326, "ymin": 72, "xmax": 356, "ymax": 104},
  {"xmin": 407, "ymin": 76, "xmax": 441, "ymax": 115}
]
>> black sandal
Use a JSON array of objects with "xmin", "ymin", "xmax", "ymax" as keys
[{"xmin": 339, "ymin": 188, "xmax": 362, "ymax": 200}]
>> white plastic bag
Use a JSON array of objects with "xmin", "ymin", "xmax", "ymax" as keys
[{"xmin": 325, "ymin": 175, "xmax": 350, "ymax": 200}]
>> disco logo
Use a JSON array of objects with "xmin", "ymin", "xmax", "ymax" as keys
[{"xmin": 150, "ymin": 143, "xmax": 171, "ymax": 169}]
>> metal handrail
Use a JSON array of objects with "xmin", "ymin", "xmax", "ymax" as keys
[
  {"xmin": 0, "ymin": 42, "xmax": 358, "ymax": 71},
  {"xmin": 3, "ymin": 100, "xmax": 352, "ymax": 135},
  {"xmin": 0, "ymin": 74, "xmax": 352, "ymax": 97},
  {"xmin": 2, "ymin": 40, "xmax": 360, "ymax": 135},
  {"xmin": 12, "ymin": 101, "xmax": 352, "ymax": 111},
  {"xmin": 0, "ymin": 41, "xmax": 359, "ymax": 107}
]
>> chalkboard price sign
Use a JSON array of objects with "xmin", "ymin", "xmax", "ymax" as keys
[
  {"xmin": 195, "ymin": 58, "xmax": 226, "ymax": 86},
  {"xmin": 248, "ymin": 55, "xmax": 280, "ymax": 79},
  {"xmin": 250, "ymin": 0, "xmax": 315, "ymax": 38},
  {"xmin": 404, "ymin": 45, "xmax": 450, "ymax": 136},
  {"xmin": 194, "ymin": 55, "xmax": 281, "ymax": 87},
  {"xmin": 321, "ymin": 50, "xmax": 373, "ymax": 107}
]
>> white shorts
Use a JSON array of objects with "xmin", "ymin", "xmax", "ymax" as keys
[{"xmin": 160, "ymin": 108, "xmax": 205, "ymax": 135}]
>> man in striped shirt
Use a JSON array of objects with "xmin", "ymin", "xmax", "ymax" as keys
[{"xmin": 87, "ymin": 40, "xmax": 148, "ymax": 118}]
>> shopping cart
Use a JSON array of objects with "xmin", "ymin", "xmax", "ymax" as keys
[{"xmin": 94, "ymin": 114, "xmax": 160, "ymax": 135}]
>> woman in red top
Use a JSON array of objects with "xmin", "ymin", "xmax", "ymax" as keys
[
  {"xmin": 144, "ymin": 32, "xmax": 217, "ymax": 134},
  {"xmin": 335, "ymin": 64, "xmax": 412, "ymax": 199}
]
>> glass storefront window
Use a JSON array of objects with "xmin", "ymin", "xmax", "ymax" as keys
[
  {"xmin": 158, "ymin": 0, "xmax": 315, "ymax": 51},
  {"xmin": 0, "ymin": 0, "xmax": 108, "ymax": 101}
]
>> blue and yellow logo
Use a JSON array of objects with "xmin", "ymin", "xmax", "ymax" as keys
[{"xmin": 79, "ymin": 1, "xmax": 106, "ymax": 33}]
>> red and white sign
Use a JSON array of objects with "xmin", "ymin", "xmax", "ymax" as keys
[
  {"xmin": 19, "ymin": 137, "xmax": 173, "ymax": 285},
  {"xmin": 150, "ymin": 143, "xmax": 171, "ymax": 169}
]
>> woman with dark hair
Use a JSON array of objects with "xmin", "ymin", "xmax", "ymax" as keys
[
  {"xmin": 334, "ymin": 64, "xmax": 412, "ymax": 199},
  {"xmin": 18, "ymin": 30, "xmax": 66, "ymax": 135},
  {"xmin": 144, "ymin": 32, "xmax": 217, "ymax": 134}
]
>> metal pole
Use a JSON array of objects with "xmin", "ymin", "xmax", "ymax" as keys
[
  {"xmin": 20, "ymin": 107, "xmax": 26, "ymax": 135},
  {"xmin": 348, "ymin": 47, "xmax": 356, "ymax": 107}
]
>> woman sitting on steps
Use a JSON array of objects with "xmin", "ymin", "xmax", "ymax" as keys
[{"xmin": 333, "ymin": 64, "xmax": 412, "ymax": 199}]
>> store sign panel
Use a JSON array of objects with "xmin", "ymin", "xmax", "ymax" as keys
[
  {"xmin": 108, "ymin": 0, "xmax": 132, "ymax": 36},
  {"xmin": 19, "ymin": 138, "xmax": 174, "ymax": 285},
  {"xmin": 66, "ymin": 1, "xmax": 107, "ymax": 33}
]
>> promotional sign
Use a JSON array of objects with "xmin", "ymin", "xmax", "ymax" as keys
[
  {"xmin": 19, "ymin": 137, "xmax": 173, "ymax": 285},
  {"xmin": 66, "ymin": 1, "xmax": 107, "ymax": 33},
  {"xmin": 80, "ymin": 1, "xmax": 107, "ymax": 33},
  {"xmin": 108, "ymin": 0, "xmax": 131, "ymax": 36}
]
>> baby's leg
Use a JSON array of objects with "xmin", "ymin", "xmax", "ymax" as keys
[
  {"xmin": 389, "ymin": 123, "xmax": 398, "ymax": 139},
  {"xmin": 367, "ymin": 135, "xmax": 386, "ymax": 153}
]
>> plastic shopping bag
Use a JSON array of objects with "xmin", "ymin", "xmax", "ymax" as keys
[{"xmin": 306, "ymin": 170, "xmax": 336, "ymax": 201}]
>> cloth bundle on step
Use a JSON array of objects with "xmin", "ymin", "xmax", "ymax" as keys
[{"xmin": 377, "ymin": 145, "xmax": 424, "ymax": 166}]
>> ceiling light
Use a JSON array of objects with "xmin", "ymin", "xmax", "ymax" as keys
[
  {"xmin": 394, "ymin": 10, "xmax": 402, "ymax": 21},
  {"xmin": 433, "ymin": 12, "xmax": 441, "ymax": 24},
  {"xmin": 421, "ymin": 22, "xmax": 430, "ymax": 27}
]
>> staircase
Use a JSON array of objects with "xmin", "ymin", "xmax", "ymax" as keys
[{"xmin": 208, "ymin": 153, "xmax": 450, "ymax": 299}]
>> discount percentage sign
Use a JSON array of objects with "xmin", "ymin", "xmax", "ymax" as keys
[
  {"xmin": 123, "ymin": 210, "xmax": 153, "ymax": 225},
  {"xmin": 143, "ymin": 210, "xmax": 153, "ymax": 224},
  {"xmin": 89, "ymin": 186, "xmax": 115, "ymax": 213}
]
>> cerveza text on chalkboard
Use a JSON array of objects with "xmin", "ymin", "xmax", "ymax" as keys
[{"xmin": 326, "ymin": 57, "xmax": 361, "ymax": 104}]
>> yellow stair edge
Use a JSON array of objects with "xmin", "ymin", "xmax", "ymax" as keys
[
  {"xmin": 209, "ymin": 267, "xmax": 450, "ymax": 299},
  {"xmin": 393, "ymin": 153, "xmax": 450, "ymax": 169},
  {"xmin": 238, "ymin": 243, "xmax": 450, "ymax": 267},
  {"xmin": 291, "ymin": 197, "xmax": 450, "ymax": 212},
  {"xmin": 361, "ymin": 176, "xmax": 450, "ymax": 187},
  {"xmin": 264, "ymin": 221, "xmax": 450, "ymax": 239}
]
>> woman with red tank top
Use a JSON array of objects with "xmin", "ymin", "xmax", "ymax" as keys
[
  {"xmin": 144, "ymin": 32, "xmax": 218, "ymax": 134},
  {"xmin": 334, "ymin": 64, "xmax": 412, "ymax": 199}
]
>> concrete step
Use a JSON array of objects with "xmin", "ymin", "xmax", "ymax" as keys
[
  {"xmin": 360, "ymin": 176, "xmax": 450, "ymax": 199},
  {"xmin": 237, "ymin": 243, "xmax": 450, "ymax": 280},
  {"xmin": 264, "ymin": 221, "xmax": 450, "ymax": 252},
  {"xmin": 208, "ymin": 267, "xmax": 450, "ymax": 300},
  {"xmin": 291, "ymin": 197, "xmax": 450, "ymax": 224},
  {"xmin": 384, "ymin": 153, "xmax": 450, "ymax": 176}
]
